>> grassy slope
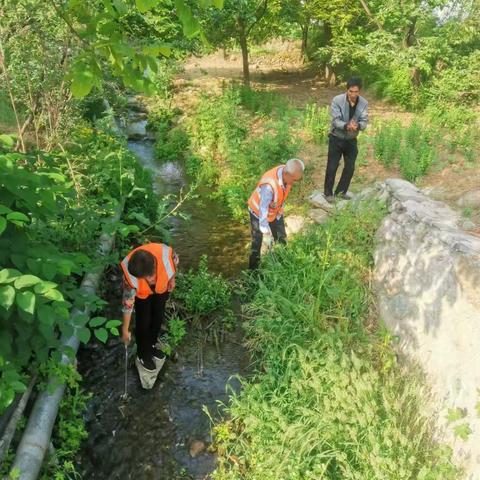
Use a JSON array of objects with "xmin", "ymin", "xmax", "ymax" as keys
[{"xmin": 212, "ymin": 204, "xmax": 460, "ymax": 480}]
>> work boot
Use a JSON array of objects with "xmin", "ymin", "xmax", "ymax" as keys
[
  {"xmin": 325, "ymin": 195, "xmax": 336, "ymax": 204},
  {"xmin": 137, "ymin": 355, "xmax": 156, "ymax": 372},
  {"xmin": 335, "ymin": 192, "xmax": 353, "ymax": 200}
]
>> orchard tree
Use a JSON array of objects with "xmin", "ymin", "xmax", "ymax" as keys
[
  {"xmin": 202, "ymin": 0, "xmax": 277, "ymax": 87},
  {"xmin": 278, "ymin": 0, "xmax": 323, "ymax": 60}
]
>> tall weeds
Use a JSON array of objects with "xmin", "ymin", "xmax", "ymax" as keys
[{"xmin": 374, "ymin": 120, "xmax": 438, "ymax": 181}]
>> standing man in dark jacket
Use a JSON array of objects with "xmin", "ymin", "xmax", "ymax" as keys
[{"xmin": 324, "ymin": 77, "xmax": 368, "ymax": 202}]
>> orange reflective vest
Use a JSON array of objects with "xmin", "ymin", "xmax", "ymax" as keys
[
  {"xmin": 247, "ymin": 166, "xmax": 291, "ymax": 222},
  {"xmin": 120, "ymin": 243, "xmax": 175, "ymax": 299}
]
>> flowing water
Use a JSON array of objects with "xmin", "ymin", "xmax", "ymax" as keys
[
  {"xmin": 127, "ymin": 140, "xmax": 250, "ymax": 278},
  {"xmin": 77, "ymin": 131, "xmax": 251, "ymax": 479}
]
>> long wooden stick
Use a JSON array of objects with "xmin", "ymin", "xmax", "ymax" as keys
[{"xmin": 0, "ymin": 376, "xmax": 37, "ymax": 466}]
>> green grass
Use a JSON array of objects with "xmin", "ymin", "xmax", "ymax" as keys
[
  {"xmin": 303, "ymin": 103, "xmax": 330, "ymax": 145},
  {"xmin": 212, "ymin": 203, "xmax": 460, "ymax": 480}
]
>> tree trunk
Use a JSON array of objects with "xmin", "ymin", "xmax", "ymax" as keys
[
  {"xmin": 300, "ymin": 21, "xmax": 309, "ymax": 61},
  {"xmin": 239, "ymin": 27, "xmax": 250, "ymax": 88},
  {"xmin": 403, "ymin": 18, "xmax": 417, "ymax": 47},
  {"xmin": 322, "ymin": 22, "xmax": 336, "ymax": 86}
]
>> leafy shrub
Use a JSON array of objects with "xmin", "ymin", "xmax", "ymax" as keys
[
  {"xmin": 372, "ymin": 66, "xmax": 418, "ymax": 109},
  {"xmin": 174, "ymin": 255, "xmax": 232, "ymax": 318},
  {"xmin": 155, "ymin": 125, "xmax": 190, "ymax": 162},
  {"xmin": 0, "ymin": 125, "xmax": 159, "ymax": 414},
  {"xmin": 159, "ymin": 316, "xmax": 187, "ymax": 356},
  {"xmin": 212, "ymin": 204, "xmax": 459, "ymax": 480},
  {"xmin": 237, "ymin": 85, "xmax": 287, "ymax": 116},
  {"xmin": 40, "ymin": 366, "xmax": 89, "ymax": 480},
  {"xmin": 374, "ymin": 120, "xmax": 402, "ymax": 168}
]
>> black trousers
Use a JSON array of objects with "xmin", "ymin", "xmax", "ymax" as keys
[
  {"xmin": 324, "ymin": 134, "xmax": 358, "ymax": 197},
  {"xmin": 248, "ymin": 212, "xmax": 287, "ymax": 270},
  {"xmin": 134, "ymin": 292, "xmax": 169, "ymax": 361}
]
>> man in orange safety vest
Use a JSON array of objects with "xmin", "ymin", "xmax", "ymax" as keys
[{"xmin": 247, "ymin": 158, "xmax": 304, "ymax": 269}]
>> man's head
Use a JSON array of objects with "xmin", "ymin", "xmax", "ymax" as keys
[
  {"xmin": 128, "ymin": 249, "xmax": 155, "ymax": 280},
  {"xmin": 283, "ymin": 158, "xmax": 305, "ymax": 185},
  {"xmin": 346, "ymin": 77, "xmax": 363, "ymax": 103}
]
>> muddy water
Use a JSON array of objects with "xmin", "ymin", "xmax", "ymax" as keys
[{"xmin": 77, "ymin": 138, "xmax": 251, "ymax": 479}]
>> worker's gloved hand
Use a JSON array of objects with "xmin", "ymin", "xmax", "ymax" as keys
[
  {"xmin": 263, "ymin": 231, "xmax": 274, "ymax": 248},
  {"xmin": 122, "ymin": 328, "xmax": 131, "ymax": 346},
  {"xmin": 167, "ymin": 276, "xmax": 176, "ymax": 292}
]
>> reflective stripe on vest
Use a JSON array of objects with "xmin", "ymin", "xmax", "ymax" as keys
[
  {"xmin": 120, "ymin": 243, "xmax": 175, "ymax": 299},
  {"xmin": 247, "ymin": 166, "xmax": 291, "ymax": 222},
  {"xmin": 121, "ymin": 257, "xmax": 139, "ymax": 289}
]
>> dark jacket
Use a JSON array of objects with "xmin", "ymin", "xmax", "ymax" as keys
[{"xmin": 329, "ymin": 93, "xmax": 369, "ymax": 140}]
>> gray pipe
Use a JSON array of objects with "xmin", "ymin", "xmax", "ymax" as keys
[{"xmin": 10, "ymin": 202, "xmax": 124, "ymax": 480}]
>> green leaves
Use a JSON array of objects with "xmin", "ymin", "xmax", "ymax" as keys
[
  {"xmin": 446, "ymin": 407, "xmax": 465, "ymax": 423},
  {"xmin": 175, "ymin": 0, "xmax": 202, "ymax": 38},
  {"xmin": 0, "ymin": 269, "xmax": 21, "ymax": 284},
  {"xmin": 14, "ymin": 275, "xmax": 41, "ymax": 289},
  {"xmin": 7, "ymin": 211, "xmax": 29, "ymax": 226},
  {"xmin": 71, "ymin": 69, "xmax": 96, "ymax": 99},
  {"xmin": 0, "ymin": 217, "xmax": 6, "ymax": 235},
  {"xmin": 94, "ymin": 328, "xmax": 108, "ymax": 343},
  {"xmin": 135, "ymin": 0, "xmax": 159, "ymax": 13},
  {"xmin": 78, "ymin": 327, "xmax": 91, "ymax": 344},
  {"xmin": 0, "ymin": 134, "xmax": 15, "ymax": 149},
  {"xmin": 0, "ymin": 285, "xmax": 16, "ymax": 310},
  {"xmin": 16, "ymin": 290, "xmax": 36, "ymax": 314},
  {"xmin": 37, "ymin": 304, "xmax": 55, "ymax": 326},
  {"xmin": 89, "ymin": 316, "xmax": 107, "ymax": 328},
  {"xmin": 453, "ymin": 423, "xmax": 472, "ymax": 441}
]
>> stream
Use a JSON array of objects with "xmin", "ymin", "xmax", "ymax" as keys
[{"xmin": 77, "ymin": 115, "xmax": 251, "ymax": 479}]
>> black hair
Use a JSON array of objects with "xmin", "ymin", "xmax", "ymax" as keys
[
  {"xmin": 128, "ymin": 250, "xmax": 155, "ymax": 278},
  {"xmin": 346, "ymin": 76, "xmax": 363, "ymax": 89}
]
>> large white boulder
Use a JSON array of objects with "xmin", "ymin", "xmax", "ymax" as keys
[{"xmin": 374, "ymin": 178, "xmax": 480, "ymax": 479}]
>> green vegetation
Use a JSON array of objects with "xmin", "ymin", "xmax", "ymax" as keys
[
  {"xmin": 212, "ymin": 204, "xmax": 459, "ymax": 480},
  {"xmin": 302, "ymin": 103, "xmax": 330, "ymax": 144},
  {"xmin": 1, "ymin": 0, "xmax": 479, "ymax": 475},
  {"xmin": 186, "ymin": 85, "xmax": 299, "ymax": 219},
  {"xmin": 39, "ymin": 366, "xmax": 89, "ymax": 480},
  {"xmin": 175, "ymin": 255, "xmax": 234, "ymax": 329},
  {"xmin": 374, "ymin": 120, "xmax": 437, "ymax": 180}
]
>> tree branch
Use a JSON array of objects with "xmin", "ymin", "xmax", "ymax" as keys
[
  {"xmin": 49, "ymin": 0, "xmax": 91, "ymax": 48},
  {"xmin": 246, "ymin": 0, "xmax": 269, "ymax": 37},
  {"xmin": 358, "ymin": 0, "xmax": 384, "ymax": 31}
]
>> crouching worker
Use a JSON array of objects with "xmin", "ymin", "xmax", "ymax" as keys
[
  {"xmin": 247, "ymin": 158, "xmax": 305, "ymax": 270},
  {"xmin": 120, "ymin": 243, "xmax": 178, "ymax": 389}
]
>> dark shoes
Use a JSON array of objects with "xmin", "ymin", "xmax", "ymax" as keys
[
  {"xmin": 325, "ymin": 195, "xmax": 336, "ymax": 204},
  {"xmin": 335, "ymin": 192, "xmax": 353, "ymax": 200}
]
